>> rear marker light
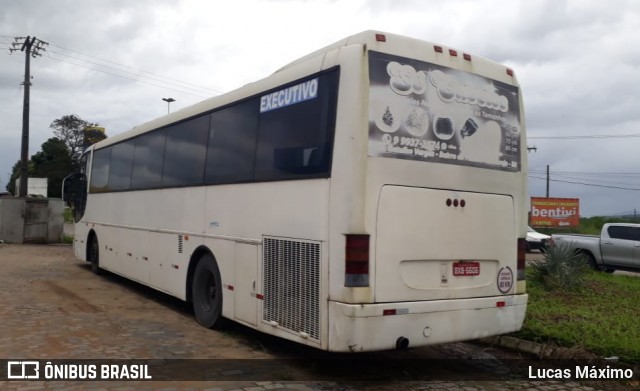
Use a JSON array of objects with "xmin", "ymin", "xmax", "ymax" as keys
[
  {"xmin": 375, "ymin": 34, "xmax": 386, "ymax": 42},
  {"xmin": 517, "ymin": 238, "xmax": 527, "ymax": 281},
  {"xmin": 449, "ymin": 49, "xmax": 458, "ymax": 56},
  {"xmin": 345, "ymin": 234, "xmax": 370, "ymax": 287},
  {"xmin": 496, "ymin": 301, "xmax": 506, "ymax": 308},
  {"xmin": 463, "ymin": 53, "xmax": 471, "ymax": 61},
  {"xmin": 383, "ymin": 308, "xmax": 409, "ymax": 316},
  {"xmin": 507, "ymin": 68, "xmax": 514, "ymax": 76},
  {"xmin": 447, "ymin": 199, "xmax": 466, "ymax": 208},
  {"xmin": 434, "ymin": 45, "xmax": 443, "ymax": 53}
]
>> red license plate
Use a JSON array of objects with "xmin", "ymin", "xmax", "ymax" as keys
[{"xmin": 453, "ymin": 261, "xmax": 480, "ymax": 276}]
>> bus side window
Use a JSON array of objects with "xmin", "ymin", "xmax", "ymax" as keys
[
  {"xmin": 90, "ymin": 148, "xmax": 112, "ymax": 193},
  {"xmin": 254, "ymin": 70, "xmax": 338, "ymax": 181},
  {"xmin": 131, "ymin": 130, "xmax": 166, "ymax": 190},
  {"xmin": 205, "ymin": 100, "xmax": 258, "ymax": 184},
  {"xmin": 273, "ymin": 146, "xmax": 326, "ymax": 174},
  {"xmin": 162, "ymin": 116, "xmax": 209, "ymax": 187}
]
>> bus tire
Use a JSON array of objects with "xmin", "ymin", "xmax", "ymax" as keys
[
  {"xmin": 192, "ymin": 253, "xmax": 224, "ymax": 329},
  {"xmin": 88, "ymin": 236, "xmax": 101, "ymax": 275}
]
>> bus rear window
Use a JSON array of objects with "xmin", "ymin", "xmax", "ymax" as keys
[{"xmin": 367, "ymin": 51, "xmax": 521, "ymax": 172}]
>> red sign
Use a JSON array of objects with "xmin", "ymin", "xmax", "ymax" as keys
[
  {"xmin": 453, "ymin": 261, "xmax": 480, "ymax": 276},
  {"xmin": 530, "ymin": 197, "xmax": 580, "ymax": 228}
]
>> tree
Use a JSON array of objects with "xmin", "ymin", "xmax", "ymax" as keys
[
  {"xmin": 5, "ymin": 138, "xmax": 73, "ymax": 198},
  {"xmin": 31, "ymin": 138, "xmax": 74, "ymax": 198},
  {"xmin": 50, "ymin": 114, "xmax": 101, "ymax": 167},
  {"xmin": 6, "ymin": 159, "xmax": 33, "ymax": 194}
]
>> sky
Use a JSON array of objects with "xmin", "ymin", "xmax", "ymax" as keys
[{"xmin": 1, "ymin": 0, "xmax": 639, "ymax": 217}]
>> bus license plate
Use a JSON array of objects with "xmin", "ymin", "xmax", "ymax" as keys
[{"xmin": 453, "ymin": 261, "xmax": 480, "ymax": 276}]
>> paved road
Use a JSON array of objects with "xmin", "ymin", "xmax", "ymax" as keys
[{"xmin": 0, "ymin": 244, "xmax": 629, "ymax": 390}]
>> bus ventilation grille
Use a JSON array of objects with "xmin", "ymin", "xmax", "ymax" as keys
[{"xmin": 263, "ymin": 237, "xmax": 320, "ymax": 341}]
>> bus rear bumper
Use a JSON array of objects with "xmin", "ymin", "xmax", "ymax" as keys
[{"xmin": 327, "ymin": 294, "xmax": 528, "ymax": 352}]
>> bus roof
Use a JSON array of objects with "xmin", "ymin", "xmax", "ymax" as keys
[{"xmin": 93, "ymin": 30, "xmax": 517, "ymax": 151}]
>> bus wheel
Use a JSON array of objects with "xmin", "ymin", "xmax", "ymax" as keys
[
  {"xmin": 88, "ymin": 236, "xmax": 101, "ymax": 275},
  {"xmin": 192, "ymin": 253, "xmax": 224, "ymax": 329}
]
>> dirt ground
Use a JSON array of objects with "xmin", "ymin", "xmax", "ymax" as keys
[
  {"xmin": 0, "ymin": 243, "xmax": 631, "ymax": 391},
  {"xmin": 0, "ymin": 243, "xmax": 283, "ymax": 389}
]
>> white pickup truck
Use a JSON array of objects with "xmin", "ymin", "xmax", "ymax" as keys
[{"xmin": 551, "ymin": 223, "xmax": 640, "ymax": 273}]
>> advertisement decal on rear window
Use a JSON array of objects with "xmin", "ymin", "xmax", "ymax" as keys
[{"xmin": 368, "ymin": 51, "xmax": 521, "ymax": 172}]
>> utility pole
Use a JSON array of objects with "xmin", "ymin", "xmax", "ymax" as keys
[
  {"xmin": 546, "ymin": 165, "xmax": 550, "ymax": 198},
  {"xmin": 9, "ymin": 36, "xmax": 48, "ymax": 197}
]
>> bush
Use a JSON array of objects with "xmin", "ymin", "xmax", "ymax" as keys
[
  {"xmin": 63, "ymin": 207, "xmax": 74, "ymax": 223},
  {"xmin": 528, "ymin": 242, "xmax": 590, "ymax": 291}
]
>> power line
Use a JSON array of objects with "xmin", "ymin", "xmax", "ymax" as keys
[
  {"xmin": 528, "ymin": 170, "xmax": 640, "ymax": 185},
  {"xmin": 545, "ymin": 174, "xmax": 640, "ymax": 188},
  {"xmin": 42, "ymin": 53, "xmax": 210, "ymax": 99},
  {"xmin": 48, "ymin": 42, "xmax": 222, "ymax": 95},
  {"xmin": 5, "ymin": 35, "xmax": 224, "ymax": 98},
  {"xmin": 529, "ymin": 170, "xmax": 640, "ymax": 176},
  {"xmin": 47, "ymin": 47, "xmax": 219, "ymax": 95},
  {"xmin": 529, "ymin": 175, "xmax": 640, "ymax": 191},
  {"xmin": 528, "ymin": 133, "xmax": 640, "ymax": 140}
]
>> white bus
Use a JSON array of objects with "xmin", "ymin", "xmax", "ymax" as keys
[{"xmin": 64, "ymin": 31, "xmax": 528, "ymax": 352}]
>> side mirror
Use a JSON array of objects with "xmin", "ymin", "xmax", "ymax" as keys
[
  {"xmin": 62, "ymin": 173, "xmax": 86, "ymax": 204},
  {"xmin": 63, "ymin": 172, "xmax": 88, "ymax": 223}
]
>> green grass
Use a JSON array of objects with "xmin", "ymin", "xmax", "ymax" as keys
[
  {"xmin": 536, "ymin": 216, "xmax": 640, "ymax": 236},
  {"xmin": 516, "ymin": 271, "xmax": 640, "ymax": 362},
  {"xmin": 63, "ymin": 207, "xmax": 74, "ymax": 223}
]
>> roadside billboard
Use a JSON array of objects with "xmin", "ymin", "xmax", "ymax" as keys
[{"xmin": 530, "ymin": 197, "xmax": 580, "ymax": 228}]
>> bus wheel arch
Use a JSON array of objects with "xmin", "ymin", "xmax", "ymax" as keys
[
  {"xmin": 86, "ymin": 230, "xmax": 101, "ymax": 275},
  {"xmin": 187, "ymin": 246, "xmax": 225, "ymax": 329}
]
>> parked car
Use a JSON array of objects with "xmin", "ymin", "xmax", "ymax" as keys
[
  {"xmin": 526, "ymin": 226, "xmax": 549, "ymax": 253},
  {"xmin": 551, "ymin": 223, "xmax": 640, "ymax": 272}
]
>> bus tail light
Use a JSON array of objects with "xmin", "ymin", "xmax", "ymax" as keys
[
  {"xmin": 517, "ymin": 238, "xmax": 527, "ymax": 281},
  {"xmin": 345, "ymin": 234, "xmax": 370, "ymax": 287}
]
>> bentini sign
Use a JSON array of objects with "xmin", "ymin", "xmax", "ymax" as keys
[{"xmin": 530, "ymin": 197, "xmax": 580, "ymax": 228}]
